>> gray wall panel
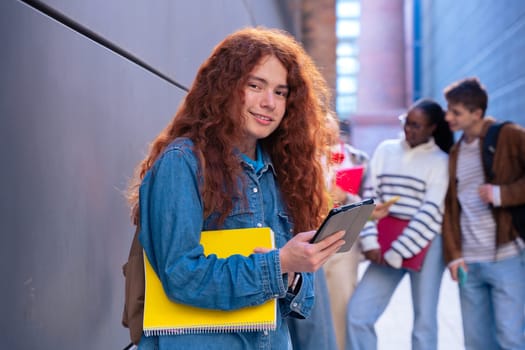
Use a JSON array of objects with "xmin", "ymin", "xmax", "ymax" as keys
[
  {"xmin": 2, "ymin": 0, "xmax": 294, "ymax": 348},
  {"xmin": 245, "ymin": 0, "xmax": 287, "ymax": 28},
  {"xmin": 1, "ymin": 1, "xmax": 185, "ymax": 348},
  {"xmin": 38, "ymin": 0, "xmax": 293, "ymax": 88}
]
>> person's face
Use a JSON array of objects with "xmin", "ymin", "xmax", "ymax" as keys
[
  {"xmin": 240, "ymin": 55, "xmax": 288, "ymax": 152},
  {"xmin": 445, "ymin": 102, "xmax": 482, "ymax": 133},
  {"xmin": 403, "ymin": 107, "xmax": 436, "ymax": 148}
]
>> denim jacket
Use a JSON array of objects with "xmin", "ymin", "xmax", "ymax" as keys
[{"xmin": 138, "ymin": 138, "xmax": 314, "ymax": 350}]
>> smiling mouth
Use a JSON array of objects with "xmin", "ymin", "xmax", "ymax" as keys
[{"xmin": 252, "ymin": 112, "xmax": 273, "ymax": 122}]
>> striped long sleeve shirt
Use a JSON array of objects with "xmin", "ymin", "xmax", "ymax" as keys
[
  {"xmin": 360, "ymin": 137, "xmax": 449, "ymax": 268},
  {"xmin": 457, "ymin": 138, "xmax": 520, "ymax": 262}
]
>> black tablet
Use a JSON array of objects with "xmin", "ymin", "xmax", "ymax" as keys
[{"xmin": 310, "ymin": 198, "xmax": 375, "ymax": 253}]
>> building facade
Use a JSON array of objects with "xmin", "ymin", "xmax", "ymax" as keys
[
  {"xmin": 418, "ymin": 0, "xmax": 525, "ymax": 126},
  {"xmin": 350, "ymin": 0, "xmax": 525, "ymax": 157}
]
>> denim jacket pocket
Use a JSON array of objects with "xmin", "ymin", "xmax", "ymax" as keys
[
  {"xmin": 275, "ymin": 211, "xmax": 294, "ymax": 246},
  {"xmin": 205, "ymin": 201, "xmax": 255, "ymax": 230}
]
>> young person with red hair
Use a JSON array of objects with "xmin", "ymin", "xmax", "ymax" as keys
[{"xmin": 127, "ymin": 27, "xmax": 345, "ymax": 349}]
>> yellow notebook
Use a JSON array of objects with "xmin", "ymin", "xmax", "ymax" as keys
[{"xmin": 143, "ymin": 227, "xmax": 277, "ymax": 336}]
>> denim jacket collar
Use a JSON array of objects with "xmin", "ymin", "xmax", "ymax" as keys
[{"xmin": 237, "ymin": 145, "xmax": 277, "ymax": 177}]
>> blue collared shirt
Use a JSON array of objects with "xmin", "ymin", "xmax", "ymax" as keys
[{"xmin": 138, "ymin": 138, "xmax": 314, "ymax": 350}]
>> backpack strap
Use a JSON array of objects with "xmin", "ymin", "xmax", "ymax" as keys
[
  {"xmin": 129, "ymin": 223, "xmax": 143, "ymax": 258},
  {"xmin": 121, "ymin": 222, "xmax": 145, "ymax": 346},
  {"xmin": 481, "ymin": 121, "xmax": 525, "ymax": 240},
  {"xmin": 482, "ymin": 121, "xmax": 511, "ymax": 181}
]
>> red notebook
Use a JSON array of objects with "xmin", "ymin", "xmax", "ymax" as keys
[
  {"xmin": 335, "ymin": 165, "xmax": 364, "ymax": 195},
  {"xmin": 377, "ymin": 216, "xmax": 430, "ymax": 272}
]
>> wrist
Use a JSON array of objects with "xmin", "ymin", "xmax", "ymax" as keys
[
  {"xmin": 278, "ymin": 248, "xmax": 290, "ymax": 275},
  {"xmin": 384, "ymin": 249, "xmax": 402, "ymax": 269}
]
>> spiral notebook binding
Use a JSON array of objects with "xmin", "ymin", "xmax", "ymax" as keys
[{"xmin": 144, "ymin": 321, "xmax": 276, "ymax": 337}]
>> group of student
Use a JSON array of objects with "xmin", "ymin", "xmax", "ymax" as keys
[
  {"xmin": 126, "ymin": 27, "xmax": 525, "ymax": 350},
  {"xmin": 302, "ymin": 76, "xmax": 525, "ymax": 350}
]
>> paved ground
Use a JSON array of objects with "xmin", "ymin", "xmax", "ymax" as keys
[{"xmin": 356, "ymin": 262, "xmax": 465, "ymax": 350}]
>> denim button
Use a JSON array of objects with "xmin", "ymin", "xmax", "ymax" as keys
[
  {"xmin": 257, "ymin": 223, "xmax": 263, "ymax": 227},
  {"xmin": 292, "ymin": 302, "xmax": 298, "ymax": 308},
  {"xmin": 263, "ymin": 330, "xmax": 269, "ymax": 336},
  {"xmin": 253, "ymin": 187, "xmax": 258, "ymax": 193}
]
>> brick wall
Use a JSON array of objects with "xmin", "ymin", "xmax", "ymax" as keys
[
  {"xmin": 352, "ymin": 0, "xmax": 407, "ymax": 156},
  {"xmin": 301, "ymin": 0, "xmax": 337, "ymax": 102}
]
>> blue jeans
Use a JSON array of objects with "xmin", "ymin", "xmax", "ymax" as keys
[
  {"xmin": 460, "ymin": 250, "xmax": 525, "ymax": 350},
  {"xmin": 347, "ymin": 235, "xmax": 445, "ymax": 350}
]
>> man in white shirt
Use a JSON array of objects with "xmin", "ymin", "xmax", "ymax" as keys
[{"xmin": 442, "ymin": 77, "xmax": 525, "ymax": 350}]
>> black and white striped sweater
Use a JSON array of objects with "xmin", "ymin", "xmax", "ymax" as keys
[{"xmin": 360, "ymin": 137, "xmax": 449, "ymax": 268}]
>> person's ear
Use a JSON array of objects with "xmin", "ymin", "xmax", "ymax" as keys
[
  {"xmin": 473, "ymin": 108, "xmax": 483, "ymax": 119},
  {"xmin": 429, "ymin": 123, "xmax": 437, "ymax": 135}
]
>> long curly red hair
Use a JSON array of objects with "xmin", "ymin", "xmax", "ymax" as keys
[{"xmin": 128, "ymin": 27, "xmax": 332, "ymax": 233}]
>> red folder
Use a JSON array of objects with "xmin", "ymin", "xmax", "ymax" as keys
[
  {"xmin": 335, "ymin": 165, "xmax": 364, "ymax": 195},
  {"xmin": 377, "ymin": 216, "xmax": 430, "ymax": 272}
]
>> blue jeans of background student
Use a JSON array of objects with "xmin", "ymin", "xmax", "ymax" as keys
[
  {"xmin": 287, "ymin": 268, "xmax": 338, "ymax": 350},
  {"xmin": 347, "ymin": 235, "xmax": 445, "ymax": 350},
  {"xmin": 460, "ymin": 250, "xmax": 525, "ymax": 350}
]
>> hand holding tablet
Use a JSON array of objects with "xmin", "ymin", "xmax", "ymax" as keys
[{"xmin": 310, "ymin": 198, "xmax": 375, "ymax": 253}]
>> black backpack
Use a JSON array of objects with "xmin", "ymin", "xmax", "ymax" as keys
[{"xmin": 482, "ymin": 121, "xmax": 525, "ymax": 239}]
